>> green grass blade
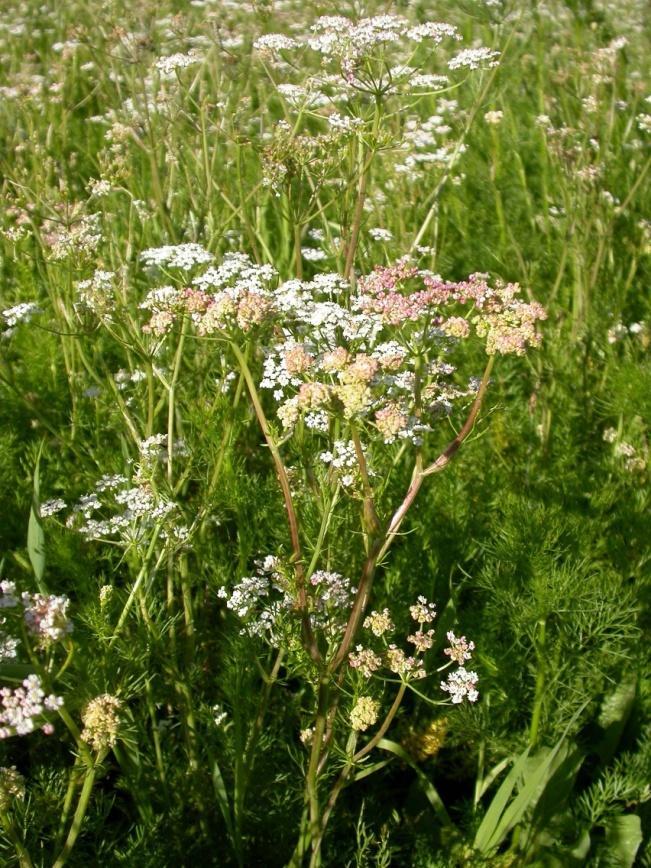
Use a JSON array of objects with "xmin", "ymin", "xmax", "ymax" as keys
[
  {"xmin": 27, "ymin": 442, "xmax": 47, "ymax": 593},
  {"xmin": 473, "ymin": 746, "xmax": 530, "ymax": 853},
  {"xmin": 377, "ymin": 738, "xmax": 454, "ymax": 828}
]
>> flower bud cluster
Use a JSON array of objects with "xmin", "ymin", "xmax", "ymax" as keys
[
  {"xmin": 81, "ymin": 694, "xmax": 123, "ymax": 752},
  {"xmin": 350, "ymin": 696, "xmax": 380, "ymax": 732}
]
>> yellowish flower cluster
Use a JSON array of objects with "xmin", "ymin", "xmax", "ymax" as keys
[
  {"xmin": 81, "ymin": 695, "xmax": 123, "ymax": 752},
  {"xmin": 350, "ymin": 696, "xmax": 380, "ymax": 732}
]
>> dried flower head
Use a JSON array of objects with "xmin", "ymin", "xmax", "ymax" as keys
[
  {"xmin": 403, "ymin": 717, "xmax": 448, "ymax": 762},
  {"xmin": 0, "ymin": 766, "xmax": 26, "ymax": 810}
]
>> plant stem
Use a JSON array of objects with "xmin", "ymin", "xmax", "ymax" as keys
[
  {"xmin": 529, "ymin": 618, "xmax": 547, "ymax": 747},
  {"xmin": 234, "ymin": 649, "xmax": 285, "ymax": 848},
  {"xmin": 343, "ymin": 98, "xmax": 382, "ymax": 280},
  {"xmin": 310, "ymin": 682, "xmax": 407, "ymax": 866},
  {"xmin": 341, "ymin": 356, "xmax": 494, "ymax": 673},
  {"xmin": 230, "ymin": 340, "xmax": 321, "ymax": 663},
  {"xmin": 51, "ymin": 757, "xmax": 100, "ymax": 868}
]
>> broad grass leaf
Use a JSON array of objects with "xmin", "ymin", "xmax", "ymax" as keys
[
  {"xmin": 480, "ymin": 739, "xmax": 570, "ymax": 854},
  {"xmin": 353, "ymin": 759, "xmax": 392, "ymax": 782},
  {"xmin": 212, "ymin": 759, "xmax": 237, "ymax": 849},
  {"xmin": 377, "ymin": 738, "xmax": 453, "ymax": 828},
  {"xmin": 524, "ymin": 743, "xmax": 585, "ymax": 856},
  {"xmin": 473, "ymin": 746, "xmax": 531, "ymax": 853},
  {"xmin": 0, "ymin": 662, "xmax": 37, "ymax": 680},
  {"xmin": 474, "ymin": 756, "xmax": 511, "ymax": 806}
]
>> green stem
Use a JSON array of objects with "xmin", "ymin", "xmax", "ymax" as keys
[
  {"xmin": 168, "ymin": 320, "xmax": 189, "ymax": 486},
  {"xmin": 234, "ymin": 649, "xmax": 285, "ymax": 843},
  {"xmin": 310, "ymin": 682, "xmax": 407, "ymax": 867},
  {"xmin": 294, "ymin": 221, "xmax": 303, "ymax": 280},
  {"xmin": 305, "ymin": 487, "xmax": 340, "ymax": 579},
  {"xmin": 410, "ymin": 45, "xmax": 507, "ymax": 253},
  {"xmin": 302, "ymin": 677, "xmax": 331, "ymax": 866},
  {"xmin": 52, "ymin": 754, "xmax": 103, "ymax": 868},
  {"xmin": 230, "ymin": 341, "xmax": 320, "ymax": 663},
  {"xmin": 529, "ymin": 618, "xmax": 547, "ymax": 747},
  {"xmin": 350, "ymin": 424, "xmax": 381, "ymax": 542},
  {"xmin": 56, "ymin": 758, "xmax": 81, "ymax": 847},
  {"xmin": 343, "ymin": 99, "xmax": 382, "ymax": 281},
  {"xmin": 109, "ymin": 537, "xmax": 166, "ymax": 647}
]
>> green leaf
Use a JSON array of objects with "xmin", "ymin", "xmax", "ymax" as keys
[
  {"xmin": 523, "ymin": 742, "xmax": 585, "ymax": 855},
  {"xmin": 353, "ymin": 759, "xmax": 392, "ymax": 782},
  {"xmin": 595, "ymin": 677, "xmax": 637, "ymax": 764},
  {"xmin": 474, "ymin": 747, "xmax": 530, "ymax": 853},
  {"xmin": 569, "ymin": 830, "xmax": 592, "ymax": 861},
  {"xmin": 475, "ymin": 756, "xmax": 511, "ymax": 805},
  {"xmin": 212, "ymin": 759, "xmax": 237, "ymax": 849},
  {"xmin": 603, "ymin": 814, "xmax": 642, "ymax": 868},
  {"xmin": 27, "ymin": 443, "xmax": 47, "ymax": 593},
  {"xmin": 474, "ymin": 701, "xmax": 591, "ymax": 856},
  {"xmin": 377, "ymin": 738, "xmax": 454, "ymax": 828},
  {"xmin": 484, "ymin": 739, "xmax": 569, "ymax": 854}
]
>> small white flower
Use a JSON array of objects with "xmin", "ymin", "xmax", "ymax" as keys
[
  {"xmin": 40, "ymin": 499, "xmax": 67, "ymax": 517},
  {"xmin": 440, "ymin": 667, "xmax": 479, "ymax": 703},
  {"xmin": 155, "ymin": 51, "xmax": 201, "ymax": 77},
  {"xmin": 448, "ymin": 47, "xmax": 500, "ymax": 71},
  {"xmin": 483, "ymin": 110, "xmax": 503, "ymax": 125}
]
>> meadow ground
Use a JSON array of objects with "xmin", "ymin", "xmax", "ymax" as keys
[{"xmin": 0, "ymin": 1, "xmax": 649, "ymax": 865}]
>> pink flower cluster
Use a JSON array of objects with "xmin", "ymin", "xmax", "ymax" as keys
[
  {"xmin": 22, "ymin": 593, "xmax": 73, "ymax": 646},
  {"xmin": 0, "ymin": 582, "xmax": 72, "ymax": 648},
  {"xmin": 134, "ymin": 249, "xmax": 545, "ymax": 447},
  {"xmin": 357, "ymin": 261, "xmax": 435, "ymax": 324},
  {"xmin": 0, "ymin": 675, "xmax": 63, "ymax": 739},
  {"xmin": 359, "ymin": 266, "xmax": 547, "ymax": 356}
]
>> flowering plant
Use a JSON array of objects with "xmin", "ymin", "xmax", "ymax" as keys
[{"xmin": 112, "ymin": 220, "xmax": 544, "ymax": 861}]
